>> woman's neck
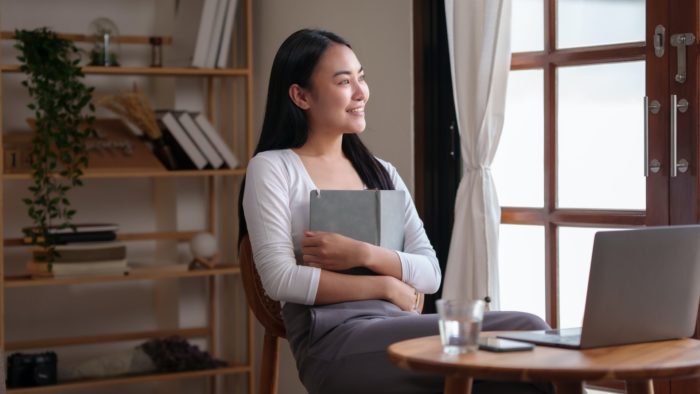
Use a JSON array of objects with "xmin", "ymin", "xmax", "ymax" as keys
[{"xmin": 294, "ymin": 130, "xmax": 344, "ymax": 159}]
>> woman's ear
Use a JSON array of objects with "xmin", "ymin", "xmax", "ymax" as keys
[{"xmin": 289, "ymin": 84, "xmax": 311, "ymax": 110}]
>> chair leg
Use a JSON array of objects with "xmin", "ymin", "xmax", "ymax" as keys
[{"xmin": 259, "ymin": 332, "xmax": 280, "ymax": 394}]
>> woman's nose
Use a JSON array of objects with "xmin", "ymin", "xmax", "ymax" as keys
[{"xmin": 352, "ymin": 81, "xmax": 368, "ymax": 101}]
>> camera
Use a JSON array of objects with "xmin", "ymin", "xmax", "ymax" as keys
[{"xmin": 6, "ymin": 352, "xmax": 57, "ymax": 388}]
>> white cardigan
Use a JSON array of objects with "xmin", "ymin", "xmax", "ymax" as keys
[{"xmin": 242, "ymin": 149, "xmax": 441, "ymax": 305}]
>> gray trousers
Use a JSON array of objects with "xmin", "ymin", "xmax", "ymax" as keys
[{"xmin": 283, "ymin": 300, "xmax": 552, "ymax": 394}]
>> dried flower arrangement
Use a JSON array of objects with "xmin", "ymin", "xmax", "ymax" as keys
[
  {"xmin": 94, "ymin": 85, "xmax": 161, "ymax": 140},
  {"xmin": 94, "ymin": 86, "xmax": 177, "ymax": 169}
]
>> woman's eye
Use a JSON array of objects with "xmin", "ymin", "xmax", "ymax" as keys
[
  {"xmin": 359, "ymin": 74, "xmax": 366, "ymax": 82},
  {"xmin": 339, "ymin": 79, "xmax": 350, "ymax": 85}
]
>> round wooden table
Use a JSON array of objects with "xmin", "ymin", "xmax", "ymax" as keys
[{"xmin": 387, "ymin": 334, "xmax": 700, "ymax": 394}]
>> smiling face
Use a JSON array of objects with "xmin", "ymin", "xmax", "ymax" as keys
[{"xmin": 291, "ymin": 43, "xmax": 370, "ymax": 137}]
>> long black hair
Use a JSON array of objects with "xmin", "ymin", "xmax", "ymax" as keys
[{"xmin": 238, "ymin": 29, "xmax": 394, "ymax": 244}]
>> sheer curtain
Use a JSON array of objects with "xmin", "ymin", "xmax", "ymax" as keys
[{"xmin": 442, "ymin": 0, "xmax": 512, "ymax": 309}]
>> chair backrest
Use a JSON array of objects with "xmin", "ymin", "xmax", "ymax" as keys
[{"xmin": 239, "ymin": 235, "xmax": 286, "ymax": 338}]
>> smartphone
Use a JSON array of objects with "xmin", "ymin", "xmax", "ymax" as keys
[{"xmin": 478, "ymin": 337, "xmax": 535, "ymax": 352}]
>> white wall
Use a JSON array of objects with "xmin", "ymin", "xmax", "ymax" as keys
[
  {"xmin": 252, "ymin": 1, "xmax": 414, "ymax": 393},
  {"xmin": 253, "ymin": 0, "xmax": 415, "ymax": 192}
]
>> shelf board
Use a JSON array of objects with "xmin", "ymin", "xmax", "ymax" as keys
[
  {"xmin": 7, "ymin": 364, "xmax": 251, "ymax": 393},
  {"xmin": 1, "ymin": 31, "xmax": 174, "ymax": 45},
  {"xmin": 3, "ymin": 167, "xmax": 246, "ymax": 180},
  {"xmin": 6, "ymin": 327, "xmax": 211, "ymax": 351},
  {"xmin": 0, "ymin": 64, "xmax": 250, "ymax": 76},
  {"xmin": 4, "ymin": 265, "xmax": 240, "ymax": 288}
]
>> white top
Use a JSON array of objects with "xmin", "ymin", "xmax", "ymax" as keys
[{"xmin": 242, "ymin": 149, "xmax": 441, "ymax": 305}]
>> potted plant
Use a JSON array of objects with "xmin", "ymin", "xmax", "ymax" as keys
[{"xmin": 14, "ymin": 28, "xmax": 96, "ymax": 260}]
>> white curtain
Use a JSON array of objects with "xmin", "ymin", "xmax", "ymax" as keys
[{"xmin": 442, "ymin": 0, "xmax": 512, "ymax": 309}]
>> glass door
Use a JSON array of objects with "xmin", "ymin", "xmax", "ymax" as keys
[
  {"xmin": 495, "ymin": 1, "xmax": 700, "ymax": 392},
  {"xmin": 495, "ymin": 0, "xmax": 648, "ymax": 329}
]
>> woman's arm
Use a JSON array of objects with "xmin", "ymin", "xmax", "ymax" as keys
[
  {"xmin": 243, "ymin": 153, "xmax": 418, "ymax": 310},
  {"xmin": 315, "ymin": 270, "xmax": 419, "ymax": 312},
  {"xmin": 301, "ymin": 162, "xmax": 441, "ymax": 294}
]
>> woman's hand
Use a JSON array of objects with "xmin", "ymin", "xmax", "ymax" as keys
[
  {"xmin": 301, "ymin": 230, "xmax": 369, "ymax": 271},
  {"xmin": 384, "ymin": 276, "xmax": 420, "ymax": 312}
]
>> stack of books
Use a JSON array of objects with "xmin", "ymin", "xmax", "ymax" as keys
[
  {"xmin": 27, "ymin": 242, "xmax": 128, "ymax": 278},
  {"xmin": 155, "ymin": 111, "xmax": 239, "ymax": 171},
  {"xmin": 23, "ymin": 223, "xmax": 127, "ymax": 278},
  {"xmin": 23, "ymin": 223, "xmax": 119, "ymax": 244},
  {"xmin": 192, "ymin": 0, "xmax": 239, "ymax": 68}
]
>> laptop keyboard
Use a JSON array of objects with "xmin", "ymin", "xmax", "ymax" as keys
[{"xmin": 544, "ymin": 328, "xmax": 581, "ymax": 345}]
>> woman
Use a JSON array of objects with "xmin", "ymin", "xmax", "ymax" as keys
[{"xmin": 241, "ymin": 28, "xmax": 551, "ymax": 394}]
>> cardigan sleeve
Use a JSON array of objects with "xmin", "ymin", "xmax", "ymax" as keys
[
  {"xmin": 381, "ymin": 160, "xmax": 442, "ymax": 294},
  {"xmin": 242, "ymin": 155, "xmax": 320, "ymax": 304}
]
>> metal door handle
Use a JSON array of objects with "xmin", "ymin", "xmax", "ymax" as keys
[
  {"xmin": 644, "ymin": 97, "xmax": 660, "ymax": 176},
  {"xmin": 670, "ymin": 33, "xmax": 696, "ymax": 83},
  {"xmin": 670, "ymin": 94, "xmax": 689, "ymax": 177}
]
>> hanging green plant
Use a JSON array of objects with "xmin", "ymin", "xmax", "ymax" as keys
[{"xmin": 14, "ymin": 27, "xmax": 96, "ymax": 260}]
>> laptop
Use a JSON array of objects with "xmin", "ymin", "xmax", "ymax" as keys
[{"xmin": 499, "ymin": 225, "xmax": 700, "ymax": 349}]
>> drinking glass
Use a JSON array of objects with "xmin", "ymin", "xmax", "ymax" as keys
[{"xmin": 436, "ymin": 299, "xmax": 486, "ymax": 354}]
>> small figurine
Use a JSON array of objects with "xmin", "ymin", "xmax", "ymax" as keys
[{"xmin": 189, "ymin": 232, "xmax": 218, "ymax": 269}]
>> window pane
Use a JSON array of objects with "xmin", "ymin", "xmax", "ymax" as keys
[
  {"xmin": 498, "ymin": 224, "xmax": 545, "ymax": 321},
  {"xmin": 557, "ymin": 62, "xmax": 645, "ymax": 210},
  {"xmin": 558, "ymin": 227, "xmax": 597, "ymax": 328},
  {"xmin": 493, "ymin": 70, "xmax": 544, "ymax": 208},
  {"xmin": 511, "ymin": 0, "xmax": 544, "ymax": 52},
  {"xmin": 557, "ymin": 0, "xmax": 645, "ymax": 49},
  {"xmin": 558, "ymin": 227, "xmax": 622, "ymax": 328}
]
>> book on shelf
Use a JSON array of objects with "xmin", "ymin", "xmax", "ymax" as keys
[
  {"xmin": 193, "ymin": 113, "xmax": 239, "ymax": 168},
  {"xmin": 216, "ymin": 0, "xmax": 239, "ymax": 68},
  {"xmin": 156, "ymin": 111, "xmax": 208, "ymax": 170},
  {"xmin": 32, "ymin": 241, "xmax": 127, "ymax": 263},
  {"xmin": 192, "ymin": 0, "xmax": 219, "ymax": 68},
  {"xmin": 176, "ymin": 111, "xmax": 224, "ymax": 168},
  {"xmin": 205, "ymin": 0, "xmax": 230, "ymax": 68},
  {"xmin": 24, "ymin": 231, "xmax": 118, "ymax": 245},
  {"xmin": 26, "ymin": 259, "xmax": 128, "ymax": 278},
  {"xmin": 23, "ymin": 223, "xmax": 119, "ymax": 245},
  {"xmin": 23, "ymin": 223, "xmax": 119, "ymax": 235}
]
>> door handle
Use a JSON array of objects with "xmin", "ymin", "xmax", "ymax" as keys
[
  {"xmin": 670, "ymin": 94, "xmax": 689, "ymax": 177},
  {"xmin": 670, "ymin": 33, "xmax": 695, "ymax": 83}
]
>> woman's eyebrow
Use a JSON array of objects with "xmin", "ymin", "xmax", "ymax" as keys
[{"xmin": 333, "ymin": 66, "xmax": 364, "ymax": 77}]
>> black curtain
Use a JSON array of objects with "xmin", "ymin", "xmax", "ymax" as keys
[{"xmin": 414, "ymin": 0, "xmax": 461, "ymax": 313}]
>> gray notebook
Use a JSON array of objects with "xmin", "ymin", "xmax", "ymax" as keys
[{"xmin": 309, "ymin": 190, "xmax": 405, "ymax": 251}]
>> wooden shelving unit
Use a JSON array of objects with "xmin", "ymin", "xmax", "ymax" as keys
[{"xmin": 0, "ymin": 0, "xmax": 255, "ymax": 393}]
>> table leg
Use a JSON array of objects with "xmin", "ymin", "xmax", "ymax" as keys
[
  {"xmin": 625, "ymin": 380, "xmax": 654, "ymax": 394},
  {"xmin": 444, "ymin": 376, "xmax": 473, "ymax": 394},
  {"xmin": 553, "ymin": 381, "xmax": 584, "ymax": 394}
]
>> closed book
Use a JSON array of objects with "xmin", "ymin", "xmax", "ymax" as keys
[
  {"xmin": 156, "ymin": 111, "xmax": 207, "ymax": 170},
  {"xmin": 216, "ymin": 0, "xmax": 238, "ymax": 68},
  {"xmin": 205, "ymin": 0, "xmax": 229, "ymax": 68},
  {"xmin": 23, "ymin": 231, "xmax": 117, "ymax": 245},
  {"xmin": 192, "ymin": 0, "xmax": 219, "ymax": 67},
  {"xmin": 27, "ymin": 260, "xmax": 128, "ymax": 278},
  {"xmin": 193, "ymin": 113, "xmax": 239, "ymax": 168},
  {"xmin": 52, "ymin": 259, "xmax": 128, "ymax": 277},
  {"xmin": 23, "ymin": 223, "xmax": 119, "ymax": 235},
  {"xmin": 176, "ymin": 112, "xmax": 224, "ymax": 168},
  {"xmin": 309, "ymin": 190, "xmax": 405, "ymax": 274},
  {"xmin": 33, "ymin": 242, "xmax": 127, "ymax": 263}
]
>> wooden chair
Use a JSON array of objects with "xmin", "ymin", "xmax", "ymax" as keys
[
  {"xmin": 239, "ymin": 235, "xmax": 286, "ymax": 394},
  {"xmin": 239, "ymin": 235, "xmax": 425, "ymax": 394}
]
